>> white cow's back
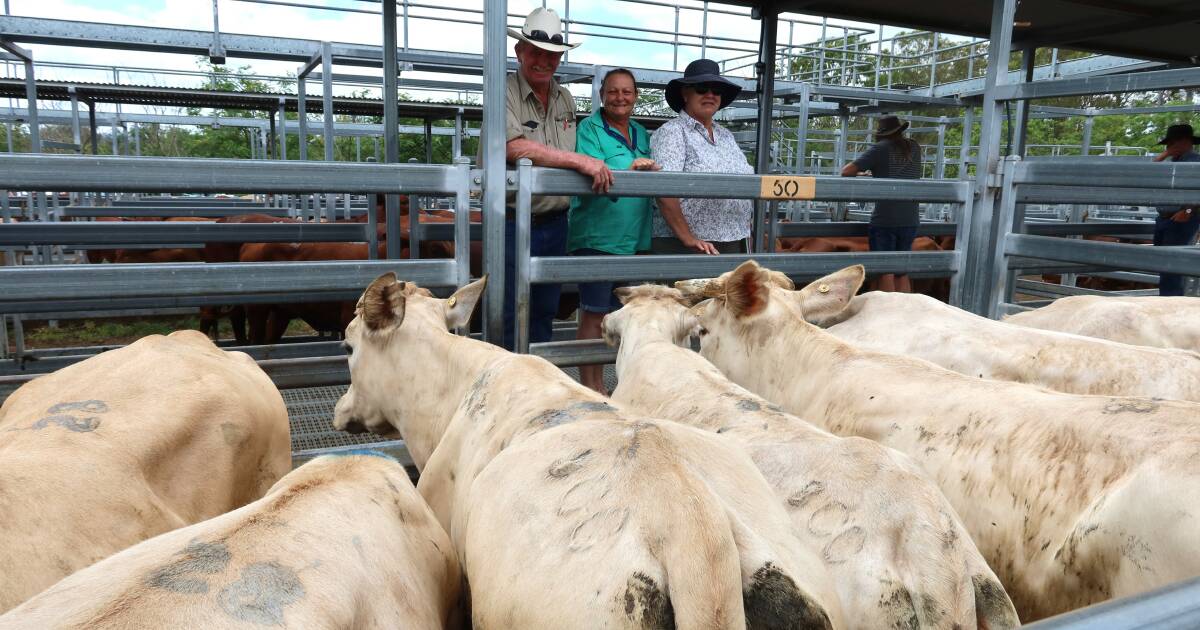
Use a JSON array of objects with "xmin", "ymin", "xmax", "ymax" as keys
[
  {"xmin": 1004, "ymin": 295, "xmax": 1200, "ymax": 352},
  {"xmin": 827, "ymin": 292, "xmax": 1200, "ymax": 400}
]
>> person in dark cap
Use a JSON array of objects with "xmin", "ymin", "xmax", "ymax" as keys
[
  {"xmin": 650, "ymin": 58, "xmax": 753, "ymax": 255},
  {"xmin": 841, "ymin": 115, "xmax": 923, "ymax": 293},
  {"xmin": 1151, "ymin": 123, "xmax": 1200, "ymax": 296}
]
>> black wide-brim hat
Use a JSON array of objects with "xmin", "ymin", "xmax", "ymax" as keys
[
  {"xmin": 874, "ymin": 115, "xmax": 910, "ymax": 139},
  {"xmin": 1158, "ymin": 123, "xmax": 1200, "ymax": 145},
  {"xmin": 665, "ymin": 58, "xmax": 742, "ymax": 113}
]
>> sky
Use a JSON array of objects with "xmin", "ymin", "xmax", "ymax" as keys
[{"xmin": 1, "ymin": 0, "xmax": 909, "ymax": 117}]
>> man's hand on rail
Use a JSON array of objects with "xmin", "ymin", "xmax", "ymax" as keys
[{"xmin": 576, "ymin": 155, "xmax": 615, "ymax": 193}]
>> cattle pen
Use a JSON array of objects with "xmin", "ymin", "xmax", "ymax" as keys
[{"xmin": 2, "ymin": 0, "xmax": 1200, "ymax": 627}]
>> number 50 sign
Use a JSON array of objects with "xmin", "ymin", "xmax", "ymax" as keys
[{"xmin": 759, "ymin": 175, "xmax": 816, "ymax": 200}]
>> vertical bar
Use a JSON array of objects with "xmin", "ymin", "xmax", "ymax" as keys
[
  {"xmin": 367, "ymin": 191, "xmax": 379, "ymax": 260},
  {"xmin": 402, "ymin": 0, "xmax": 409, "ymax": 52},
  {"xmin": 752, "ymin": 7, "xmax": 778, "ymax": 254},
  {"xmin": 701, "ymin": 2, "xmax": 709, "ymax": 59},
  {"xmin": 928, "ymin": 32, "xmax": 939, "ymax": 90},
  {"xmin": 1012, "ymin": 48, "xmax": 1035, "ymax": 157},
  {"xmin": 988, "ymin": 156, "xmax": 1020, "ymax": 317},
  {"xmin": 481, "ymin": 0, "xmax": 508, "ymax": 344},
  {"xmin": 297, "ymin": 72, "xmax": 308, "ymax": 161},
  {"xmin": 873, "ymin": 26, "xmax": 882, "ymax": 88},
  {"xmin": 794, "ymin": 82, "xmax": 810, "ymax": 174},
  {"xmin": 68, "ymin": 87, "xmax": 81, "ymax": 151},
  {"xmin": 954, "ymin": 0, "xmax": 1017, "ymax": 315},
  {"xmin": 343, "ymin": 193, "xmax": 351, "ymax": 221},
  {"xmin": 817, "ymin": 18, "xmax": 827, "ymax": 85},
  {"xmin": 453, "ymin": 108, "xmax": 463, "ymax": 159},
  {"xmin": 408, "ymin": 157, "xmax": 420, "ymax": 260},
  {"xmin": 355, "ymin": 135, "xmax": 361, "ymax": 162},
  {"xmin": 277, "ymin": 97, "xmax": 287, "ymax": 160},
  {"xmin": 88, "ymin": 101, "xmax": 97, "ymax": 155},
  {"xmin": 424, "ymin": 117, "xmax": 433, "ymax": 164},
  {"xmin": 1081, "ymin": 112, "xmax": 1094, "ymax": 157},
  {"xmin": 935, "ymin": 118, "xmax": 947, "ymax": 178},
  {"xmin": 590, "ymin": 67, "xmax": 605, "ymax": 113},
  {"xmin": 22, "ymin": 57, "xmax": 39, "ymax": 154},
  {"xmin": 383, "ymin": 0, "xmax": 402, "ymax": 260},
  {"xmin": 514, "ymin": 158, "xmax": 533, "ymax": 353},
  {"xmin": 110, "ymin": 120, "xmax": 118, "ymax": 156},
  {"xmin": 321, "ymin": 41, "xmax": 334, "ymax": 162},
  {"xmin": 834, "ymin": 112, "xmax": 848, "ymax": 218},
  {"xmin": 959, "ymin": 105, "xmax": 974, "ymax": 181},
  {"xmin": 673, "ymin": 6, "xmax": 680, "ymax": 71},
  {"xmin": 453, "ymin": 157, "xmax": 471, "ymax": 289}
]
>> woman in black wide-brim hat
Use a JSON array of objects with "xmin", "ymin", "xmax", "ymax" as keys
[
  {"xmin": 649, "ymin": 59, "xmax": 755, "ymax": 256},
  {"xmin": 841, "ymin": 115, "xmax": 924, "ymax": 293}
]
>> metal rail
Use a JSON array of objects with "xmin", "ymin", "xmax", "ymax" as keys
[{"xmin": 0, "ymin": 222, "xmax": 371, "ymax": 245}]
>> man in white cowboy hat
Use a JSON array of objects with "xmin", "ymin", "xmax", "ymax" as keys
[
  {"xmin": 481, "ymin": 7, "xmax": 613, "ymax": 350},
  {"xmin": 1151, "ymin": 123, "xmax": 1200, "ymax": 296}
]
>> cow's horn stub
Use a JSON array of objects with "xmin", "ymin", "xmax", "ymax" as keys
[{"xmin": 674, "ymin": 278, "xmax": 724, "ymax": 299}]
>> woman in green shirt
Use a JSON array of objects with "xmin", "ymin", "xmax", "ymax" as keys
[{"xmin": 569, "ymin": 68, "xmax": 659, "ymax": 394}]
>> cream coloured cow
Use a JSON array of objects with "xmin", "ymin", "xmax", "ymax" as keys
[
  {"xmin": 333, "ymin": 273, "xmax": 843, "ymax": 629},
  {"xmin": 681, "ymin": 261, "xmax": 1200, "ymax": 622},
  {"xmin": 0, "ymin": 330, "xmax": 291, "ymax": 613},
  {"xmin": 1004, "ymin": 295, "xmax": 1200, "ymax": 352},
  {"xmin": 0, "ymin": 452, "xmax": 462, "ymax": 629},
  {"xmin": 602, "ymin": 284, "xmax": 1018, "ymax": 630},
  {"xmin": 808, "ymin": 288, "xmax": 1200, "ymax": 401}
]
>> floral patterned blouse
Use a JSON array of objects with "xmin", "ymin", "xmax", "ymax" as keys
[{"xmin": 649, "ymin": 109, "xmax": 754, "ymax": 242}]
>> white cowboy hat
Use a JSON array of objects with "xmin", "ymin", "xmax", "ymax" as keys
[{"xmin": 508, "ymin": 8, "xmax": 580, "ymax": 52}]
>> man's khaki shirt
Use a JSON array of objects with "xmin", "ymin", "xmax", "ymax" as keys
[{"xmin": 479, "ymin": 71, "xmax": 577, "ymax": 214}]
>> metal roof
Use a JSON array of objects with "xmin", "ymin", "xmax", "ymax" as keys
[{"xmin": 735, "ymin": 0, "xmax": 1200, "ymax": 66}]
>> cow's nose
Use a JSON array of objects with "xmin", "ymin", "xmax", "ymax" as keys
[{"xmin": 343, "ymin": 420, "xmax": 367, "ymax": 435}]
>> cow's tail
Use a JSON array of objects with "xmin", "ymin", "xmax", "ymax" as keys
[{"xmin": 651, "ymin": 468, "xmax": 747, "ymax": 630}]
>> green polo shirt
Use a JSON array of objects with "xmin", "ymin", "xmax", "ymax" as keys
[{"xmin": 567, "ymin": 110, "xmax": 653, "ymax": 255}]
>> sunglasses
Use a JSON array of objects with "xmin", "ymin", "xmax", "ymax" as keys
[
  {"xmin": 689, "ymin": 84, "xmax": 725, "ymax": 96},
  {"xmin": 526, "ymin": 29, "xmax": 564, "ymax": 45}
]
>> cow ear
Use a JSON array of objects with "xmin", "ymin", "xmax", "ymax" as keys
[
  {"xmin": 793, "ymin": 265, "xmax": 864, "ymax": 325},
  {"xmin": 614, "ymin": 286, "xmax": 635, "ymax": 305},
  {"xmin": 724, "ymin": 260, "xmax": 770, "ymax": 318},
  {"xmin": 764, "ymin": 270, "xmax": 795, "ymax": 290},
  {"xmin": 361, "ymin": 273, "xmax": 406, "ymax": 332},
  {"xmin": 445, "ymin": 275, "xmax": 487, "ymax": 330}
]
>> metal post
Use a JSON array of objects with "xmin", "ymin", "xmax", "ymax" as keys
[
  {"xmin": 834, "ymin": 112, "xmax": 848, "ymax": 219},
  {"xmin": 21, "ymin": 57, "xmax": 38, "ymax": 154},
  {"xmin": 408, "ymin": 157, "xmax": 420, "ymax": 259},
  {"xmin": 452, "ymin": 108, "xmax": 463, "ymax": 159},
  {"xmin": 701, "ymin": 2, "xmax": 709, "ymax": 59},
  {"xmin": 269, "ymin": 109, "xmax": 277, "ymax": 159},
  {"xmin": 87, "ymin": 101, "xmax": 97, "ymax": 156},
  {"xmin": 929, "ymin": 32, "xmax": 939, "ymax": 90},
  {"xmin": 817, "ymin": 18, "xmax": 827, "ymax": 85},
  {"xmin": 111, "ymin": 120, "xmax": 118, "ymax": 155},
  {"xmin": 355, "ymin": 135, "xmax": 361, "ymax": 162},
  {"xmin": 453, "ymin": 157, "xmax": 471, "ymax": 288},
  {"xmin": 383, "ymin": 0, "xmax": 402, "ymax": 260},
  {"xmin": 321, "ymin": 42, "xmax": 334, "ymax": 163},
  {"xmin": 959, "ymin": 105, "xmax": 974, "ymax": 182},
  {"xmin": 873, "ymin": 26, "xmax": 883, "ymax": 88},
  {"xmin": 321, "ymin": 42, "xmax": 335, "ymax": 221},
  {"xmin": 424, "ymin": 117, "xmax": 433, "ymax": 164},
  {"xmin": 953, "ymin": 0, "xmax": 1017, "ymax": 314},
  {"xmin": 134, "ymin": 124, "xmax": 141, "ymax": 156},
  {"xmin": 752, "ymin": 6, "xmax": 778, "ymax": 254},
  {"xmin": 297, "ymin": 71, "xmax": 308, "ymax": 161},
  {"xmin": 277, "ymin": 98, "xmax": 287, "ymax": 160},
  {"xmin": 209, "ymin": 0, "xmax": 227, "ymax": 64},
  {"xmin": 482, "ymin": 0, "xmax": 508, "ymax": 344},
  {"xmin": 514, "ymin": 158, "xmax": 532, "ymax": 353},
  {"xmin": 935, "ymin": 118, "xmax": 947, "ymax": 179},
  {"xmin": 1013, "ymin": 48, "xmax": 1035, "ymax": 157},
  {"xmin": 366, "ymin": 191, "xmax": 379, "ymax": 259},
  {"xmin": 1081, "ymin": 111, "xmax": 1095, "ymax": 157},
  {"xmin": 794, "ymin": 82, "xmax": 811, "ymax": 174}
]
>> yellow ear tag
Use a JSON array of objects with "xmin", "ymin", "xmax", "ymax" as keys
[
  {"xmin": 817, "ymin": 284, "xmax": 831, "ymax": 294},
  {"xmin": 447, "ymin": 296, "xmax": 457, "ymax": 308}
]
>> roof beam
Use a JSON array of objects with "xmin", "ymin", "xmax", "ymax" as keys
[{"xmin": 1021, "ymin": 6, "xmax": 1200, "ymax": 48}]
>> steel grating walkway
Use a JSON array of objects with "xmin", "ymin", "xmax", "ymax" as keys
[{"xmin": 282, "ymin": 365, "xmax": 619, "ymax": 453}]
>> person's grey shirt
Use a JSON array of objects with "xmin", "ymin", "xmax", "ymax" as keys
[
  {"xmin": 1157, "ymin": 150, "xmax": 1200, "ymax": 217},
  {"xmin": 852, "ymin": 139, "xmax": 923, "ymax": 227}
]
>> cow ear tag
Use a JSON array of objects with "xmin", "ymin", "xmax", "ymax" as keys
[
  {"xmin": 447, "ymin": 296, "xmax": 457, "ymax": 308},
  {"xmin": 817, "ymin": 284, "xmax": 831, "ymax": 294}
]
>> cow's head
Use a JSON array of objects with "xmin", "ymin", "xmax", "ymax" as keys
[
  {"xmin": 333, "ymin": 272, "xmax": 486, "ymax": 438},
  {"xmin": 600, "ymin": 284, "xmax": 696, "ymax": 350},
  {"xmin": 679, "ymin": 261, "xmax": 863, "ymax": 366}
]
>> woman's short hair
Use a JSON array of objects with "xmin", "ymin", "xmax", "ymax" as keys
[{"xmin": 601, "ymin": 68, "xmax": 638, "ymax": 93}]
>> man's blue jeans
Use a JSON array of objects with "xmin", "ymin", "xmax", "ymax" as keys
[
  {"xmin": 1153, "ymin": 214, "xmax": 1200, "ymax": 296},
  {"xmin": 503, "ymin": 212, "xmax": 567, "ymax": 350}
]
